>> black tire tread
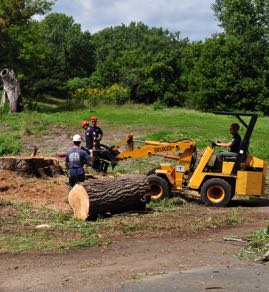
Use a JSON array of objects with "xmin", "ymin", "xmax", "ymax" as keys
[
  {"xmin": 147, "ymin": 174, "xmax": 171, "ymax": 200},
  {"xmin": 200, "ymin": 178, "xmax": 232, "ymax": 207}
]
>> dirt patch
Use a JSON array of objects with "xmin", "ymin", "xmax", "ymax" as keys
[
  {"xmin": 21, "ymin": 123, "xmax": 152, "ymax": 155},
  {"xmin": 0, "ymin": 169, "xmax": 69, "ymax": 212},
  {"xmin": 21, "ymin": 125, "xmax": 74, "ymax": 157}
]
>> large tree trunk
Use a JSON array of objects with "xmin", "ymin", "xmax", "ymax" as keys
[
  {"xmin": 68, "ymin": 175, "xmax": 150, "ymax": 220},
  {"xmin": 0, "ymin": 68, "xmax": 23, "ymax": 112},
  {"xmin": 0, "ymin": 156, "xmax": 64, "ymax": 177}
]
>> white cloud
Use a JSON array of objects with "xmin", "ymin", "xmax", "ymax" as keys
[{"xmin": 52, "ymin": 0, "xmax": 221, "ymax": 40}]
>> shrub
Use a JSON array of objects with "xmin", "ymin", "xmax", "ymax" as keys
[
  {"xmin": 72, "ymin": 84, "xmax": 130, "ymax": 106},
  {"xmin": 152, "ymin": 99, "xmax": 165, "ymax": 110}
]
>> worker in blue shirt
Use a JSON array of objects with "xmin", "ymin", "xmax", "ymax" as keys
[{"xmin": 65, "ymin": 134, "xmax": 90, "ymax": 189}]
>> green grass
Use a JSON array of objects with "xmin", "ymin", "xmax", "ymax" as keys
[
  {"xmin": 237, "ymin": 225, "xmax": 269, "ymax": 259},
  {"xmin": 0, "ymin": 198, "xmax": 254, "ymax": 253},
  {"xmin": 111, "ymin": 156, "xmax": 167, "ymax": 175},
  {"xmin": 0, "ymin": 134, "xmax": 22, "ymax": 155},
  {"xmin": 1, "ymin": 104, "xmax": 269, "ymax": 160},
  {"xmin": 0, "ymin": 200, "xmax": 101, "ymax": 252},
  {"xmin": 148, "ymin": 196, "xmax": 187, "ymax": 208}
]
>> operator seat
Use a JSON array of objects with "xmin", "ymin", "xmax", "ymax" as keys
[
  {"xmin": 223, "ymin": 141, "xmax": 249, "ymax": 163},
  {"xmin": 223, "ymin": 155, "xmax": 237, "ymax": 162}
]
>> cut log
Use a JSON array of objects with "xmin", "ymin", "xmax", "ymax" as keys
[
  {"xmin": 0, "ymin": 68, "xmax": 23, "ymax": 112},
  {"xmin": 0, "ymin": 156, "xmax": 64, "ymax": 177},
  {"xmin": 68, "ymin": 175, "xmax": 150, "ymax": 220}
]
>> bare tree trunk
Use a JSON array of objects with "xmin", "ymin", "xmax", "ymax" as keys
[
  {"xmin": 0, "ymin": 68, "xmax": 23, "ymax": 112},
  {"xmin": 68, "ymin": 175, "xmax": 151, "ymax": 220}
]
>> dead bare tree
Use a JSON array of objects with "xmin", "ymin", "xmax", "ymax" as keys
[{"xmin": 0, "ymin": 68, "xmax": 23, "ymax": 112}]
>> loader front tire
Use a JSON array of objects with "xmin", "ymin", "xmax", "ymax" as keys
[
  {"xmin": 147, "ymin": 174, "xmax": 171, "ymax": 201},
  {"xmin": 146, "ymin": 166, "xmax": 159, "ymax": 176},
  {"xmin": 200, "ymin": 178, "xmax": 232, "ymax": 207}
]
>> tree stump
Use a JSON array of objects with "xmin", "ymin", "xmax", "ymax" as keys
[
  {"xmin": 0, "ymin": 156, "xmax": 64, "ymax": 177},
  {"xmin": 0, "ymin": 68, "xmax": 23, "ymax": 112},
  {"xmin": 68, "ymin": 175, "xmax": 150, "ymax": 220}
]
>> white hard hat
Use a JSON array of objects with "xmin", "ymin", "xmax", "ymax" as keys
[{"xmin": 72, "ymin": 134, "xmax": 82, "ymax": 142}]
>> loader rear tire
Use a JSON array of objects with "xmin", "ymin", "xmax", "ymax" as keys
[
  {"xmin": 147, "ymin": 174, "xmax": 171, "ymax": 201},
  {"xmin": 200, "ymin": 178, "xmax": 232, "ymax": 207}
]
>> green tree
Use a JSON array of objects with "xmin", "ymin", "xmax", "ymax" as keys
[
  {"xmin": 212, "ymin": 0, "xmax": 269, "ymax": 39},
  {"xmin": 28, "ymin": 13, "xmax": 94, "ymax": 97},
  {"xmin": 184, "ymin": 0, "xmax": 269, "ymax": 113},
  {"xmin": 39, "ymin": 13, "xmax": 94, "ymax": 80},
  {"xmin": 0, "ymin": 12, "xmax": 95, "ymax": 101},
  {"xmin": 186, "ymin": 34, "xmax": 269, "ymax": 112},
  {"xmin": 0, "ymin": 0, "xmax": 54, "ymax": 69},
  {"xmin": 180, "ymin": 40, "xmax": 203, "ymax": 104},
  {"xmin": 92, "ymin": 22, "xmax": 188, "ymax": 105},
  {"xmin": 0, "ymin": 0, "xmax": 55, "ymax": 109},
  {"xmin": 212, "ymin": 0, "xmax": 269, "ymax": 113}
]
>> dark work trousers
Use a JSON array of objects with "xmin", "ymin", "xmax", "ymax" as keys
[
  {"xmin": 68, "ymin": 172, "xmax": 85, "ymax": 190},
  {"xmin": 215, "ymin": 152, "xmax": 238, "ymax": 172}
]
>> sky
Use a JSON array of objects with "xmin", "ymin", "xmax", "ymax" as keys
[{"xmin": 51, "ymin": 0, "xmax": 221, "ymax": 40}]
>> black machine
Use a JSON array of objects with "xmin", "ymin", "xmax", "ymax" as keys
[{"xmin": 81, "ymin": 145, "xmax": 120, "ymax": 173}]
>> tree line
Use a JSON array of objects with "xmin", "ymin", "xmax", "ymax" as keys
[{"xmin": 1, "ymin": 0, "xmax": 269, "ymax": 114}]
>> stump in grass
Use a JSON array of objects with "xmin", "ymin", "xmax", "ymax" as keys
[
  {"xmin": 0, "ymin": 156, "xmax": 64, "ymax": 177},
  {"xmin": 68, "ymin": 175, "xmax": 150, "ymax": 220}
]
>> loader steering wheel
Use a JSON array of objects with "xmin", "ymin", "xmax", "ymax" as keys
[{"xmin": 210, "ymin": 140, "xmax": 217, "ymax": 148}]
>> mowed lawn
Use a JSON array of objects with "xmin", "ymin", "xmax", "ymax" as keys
[{"xmin": 0, "ymin": 104, "xmax": 269, "ymax": 161}]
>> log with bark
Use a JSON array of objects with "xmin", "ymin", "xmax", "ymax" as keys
[
  {"xmin": 0, "ymin": 156, "xmax": 64, "ymax": 177},
  {"xmin": 68, "ymin": 175, "xmax": 151, "ymax": 220},
  {"xmin": 0, "ymin": 68, "xmax": 23, "ymax": 112}
]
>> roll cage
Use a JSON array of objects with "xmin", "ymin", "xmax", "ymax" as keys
[{"xmin": 213, "ymin": 111, "xmax": 258, "ymax": 175}]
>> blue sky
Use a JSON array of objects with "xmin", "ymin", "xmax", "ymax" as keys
[{"xmin": 51, "ymin": 0, "xmax": 221, "ymax": 40}]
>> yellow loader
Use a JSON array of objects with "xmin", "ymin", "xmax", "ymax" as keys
[{"xmin": 148, "ymin": 112, "xmax": 267, "ymax": 206}]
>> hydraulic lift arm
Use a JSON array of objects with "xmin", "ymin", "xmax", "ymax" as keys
[{"xmin": 115, "ymin": 135, "xmax": 196, "ymax": 161}]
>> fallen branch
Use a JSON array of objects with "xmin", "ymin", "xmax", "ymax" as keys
[{"xmin": 224, "ymin": 237, "xmax": 248, "ymax": 243}]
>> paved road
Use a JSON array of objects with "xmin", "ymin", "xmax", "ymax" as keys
[{"xmin": 120, "ymin": 265, "xmax": 269, "ymax": 292}]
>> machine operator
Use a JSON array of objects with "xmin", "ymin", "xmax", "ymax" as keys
[{"xmin": 214, "ymin": 123, "xmax": 242, "ymax": 171}]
